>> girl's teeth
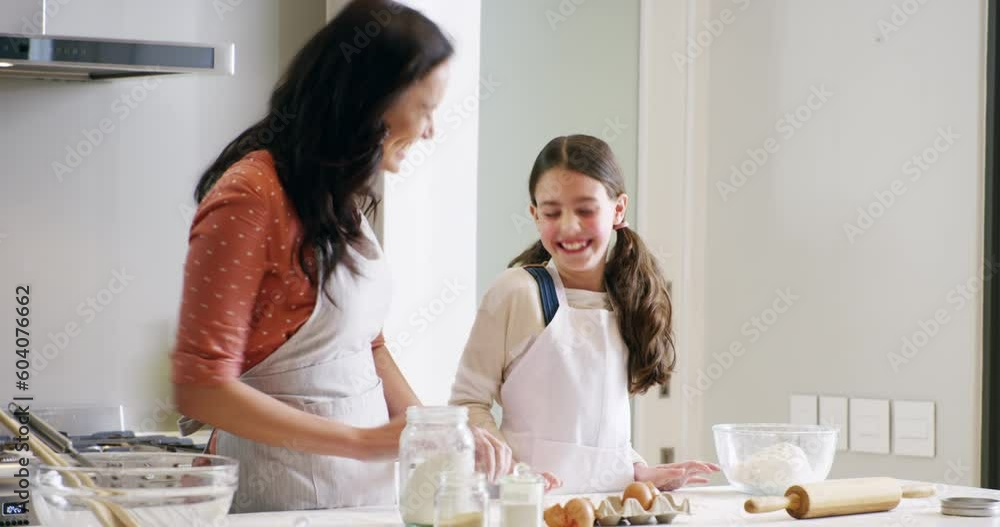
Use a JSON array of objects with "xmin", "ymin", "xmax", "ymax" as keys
[{"xmin": 562, "ymin": 241, "xmax": 586, "ymax": 251}]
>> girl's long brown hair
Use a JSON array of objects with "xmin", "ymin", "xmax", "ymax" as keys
[{"xmin": 509, "ymin": 135, "xmax": 674, "ymax": 395}]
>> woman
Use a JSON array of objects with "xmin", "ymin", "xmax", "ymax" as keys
[{"xmin": 171, "ymin": 0, "xmax": 508, "ymax": 513}]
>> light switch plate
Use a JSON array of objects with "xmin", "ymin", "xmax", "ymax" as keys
[
  {"xmin": 893, "ymin": 400, "xmax": 935, "ymax": 457},
  {"xmin": 819, "ymin": 396, "xmax": 848, "ymax": 451},
  {"xmin": 849, "ymin": 398, "xmax": 890, "ymax": 454},
  {"xmin": 790, "ymin": 394, "xmax": 818, "ymax": 425}
]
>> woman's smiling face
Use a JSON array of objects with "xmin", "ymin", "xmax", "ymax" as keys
[{"xmin": 380, "ymin": 62, "xmax": 451, "ymax": 173}]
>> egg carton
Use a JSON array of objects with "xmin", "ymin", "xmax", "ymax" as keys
[{"xmin": 594, "ymin": 494, "xmax": 691, "ymax": 525}]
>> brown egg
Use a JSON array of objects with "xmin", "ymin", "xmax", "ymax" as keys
[
  {"xmin": 564, "ymin": 498, "xmax": 595, "ymax": 527},
  {"xmin": 544, "ymin": 504, "xmax": 568, "ymax": 527},
  {"xmin": 623, "ymin": 481, "xmax": 655, "ymax": 510},
  {"xmin": 644, "ymin": 480, "xmax": 661, "ymax": 496}
]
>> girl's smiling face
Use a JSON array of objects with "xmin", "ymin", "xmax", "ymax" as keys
[{"xmin": 531, "ymin": 168, "xmax": 628, "ymax": 283}]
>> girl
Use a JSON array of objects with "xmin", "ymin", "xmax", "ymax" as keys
[{"xmin": 450, "ymin": 135, "xmax": 719, "ymax": 494}]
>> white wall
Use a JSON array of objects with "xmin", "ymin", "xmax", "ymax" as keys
[
  {"xmin": 0, "ymin": 0, "xmax": 325, "ymax": 431},
  {"xmin": 477, "ymin": 0, "xmax": 641, "ymax": 296},
  {"xmin": 642, "ymin": 0, "xmax": 987, "ymax": 485},
  {"xmin": 377, "ymin": 0, "xmax": 483, "ymax": 406},
  {"xmin": 632, "ymin": 0, "xmax": 701, "ymax": 466}
]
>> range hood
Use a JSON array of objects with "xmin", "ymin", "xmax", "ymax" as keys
[
  {"xmin": 0, "ymin": 34, "xmax": 234, "ymax": 81},
  {"xmin": 0, "ymin": 1, "xmax": 234, "ymax": 81}
]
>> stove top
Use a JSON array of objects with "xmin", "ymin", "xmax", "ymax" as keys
[{"xmin": 0, "ymin": 430, "xmax": 207, "ymax": 455}]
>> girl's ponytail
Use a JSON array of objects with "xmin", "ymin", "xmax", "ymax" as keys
[
  {"xmin": 605, "ymin": 226, "xmax": 675, "ymax": 395},
  {"xmin": 508, "ymin": 240, "xmax": 551, "ymax": 267}
]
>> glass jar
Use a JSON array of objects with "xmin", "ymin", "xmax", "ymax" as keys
[
  {"xmin": 434, "ymin": 471, "xmax": 489, "ymax": 527},
  {"xmin": 399, "ymin": 406, "xmax": 475, "ymax": 527},
  {"xmin": 499, "ymin": 463, "xmax": 544, "ymax": 527}
]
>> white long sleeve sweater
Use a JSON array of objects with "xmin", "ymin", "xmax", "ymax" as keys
[{"xmin": 448, "ymin": 267, "xmax": 644, "ymax": 465}]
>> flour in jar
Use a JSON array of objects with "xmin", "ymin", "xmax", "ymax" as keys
[
  {"xmin": 399, "ymin": 453, "xmax": 470, "ymax": 526},
  {"xmin": 732, "ymin": 442, "xmax": 813, "ymax": 495}
]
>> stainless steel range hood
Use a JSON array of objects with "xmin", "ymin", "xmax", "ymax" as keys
[
  {"xmin": 0, "ymin": 34, "xmax": 235, "ymax": 81},
  {"xmin": 0, "ymin": 0, "xmax": 234, "ymax": 81}
]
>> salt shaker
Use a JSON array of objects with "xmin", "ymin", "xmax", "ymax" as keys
[{"xmin": 499, "ymin": 463, "xmax": 544, "ymax": 527}]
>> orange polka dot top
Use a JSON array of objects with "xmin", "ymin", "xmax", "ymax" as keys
[{"xmin": 171, "ymin": 150, "xmax": 385, "ymax": 385}]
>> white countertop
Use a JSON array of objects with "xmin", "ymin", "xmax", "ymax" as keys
[{"xmin": 226, "ymin": 483, "xmax": 1000, "ymax": 526}]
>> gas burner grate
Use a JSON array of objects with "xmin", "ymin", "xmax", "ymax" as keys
[{"xmin": 1, "ymin": 431, "xmax": 206, "ymax": 454}]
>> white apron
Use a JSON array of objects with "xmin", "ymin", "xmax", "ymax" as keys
[
  {"xmin": 499, "ymin": 261, "xmax": 635, "ymax": 495},
  {"xmin": 179, "ymin": 213, "xmax": 396, "ymax": 513}
]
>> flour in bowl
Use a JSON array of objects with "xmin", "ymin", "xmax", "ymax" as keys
[{"xmin": 732, "ymin": 442, "xmax": 814, "ymax": 495}]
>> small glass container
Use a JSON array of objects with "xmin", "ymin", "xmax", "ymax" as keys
[
  {"xmin": 434, "ymin": 471, "xmax": 489, "ymax": 527},
  {"xmin": 399, "ymin": 406, "xmax": 476, "ymax": 527},
  {"xmin": 499, "ymin": 463, "xmax": 544, "ymax": 527},
  {"xmin": 941, "ymin": 497, "xmax": 1000, "ymax": 517}
]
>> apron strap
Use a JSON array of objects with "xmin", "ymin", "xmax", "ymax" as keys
[{"xmin": 523, "ymin": 265, "xmax": 560, "ymax": 326}]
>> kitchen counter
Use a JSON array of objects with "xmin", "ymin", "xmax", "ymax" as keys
[{"xmin": 227, "ymin": 483, "xmax": 1000, "ymax": 526}]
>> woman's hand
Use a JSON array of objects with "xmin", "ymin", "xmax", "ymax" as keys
[
  {"xmin": 472, "ymin": 426, "xmax": 513, "ymax": 483},
  {"xmin": 354, "ymin": 415, "xmax": 407, "ymax": 461},
  {"xmin": 634, "ymin": 460, "xmax": 720, "ymax": 491}
]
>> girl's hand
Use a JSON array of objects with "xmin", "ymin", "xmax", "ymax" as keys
[
  {"xmin": 540, "ymin": 471, "xmax": 562, "ymax": 493},
  {"xmin": 472, "ymin": 427, "xmax": 513, "ymax": 483},
  {"xmin": 634, "ymin": 460, "xmax": 720, "ymax": 491}
]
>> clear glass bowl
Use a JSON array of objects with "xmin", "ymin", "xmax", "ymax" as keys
[
  {"xmin": 32, "ymin": 452, "xmax": 238, "ymax": 527},
  {"xmin": 713, "ymin": 423, "xmax": 838, "ymax": 495}
]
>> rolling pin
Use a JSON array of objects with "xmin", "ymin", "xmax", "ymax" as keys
[{"xmin": 744, "ymin": 477, "xmax": 936, "ymax": 519}]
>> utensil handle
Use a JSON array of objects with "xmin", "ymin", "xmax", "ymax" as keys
[
  {"xmin": 901, "ymin": 484, "xmax": 936, "ymax": 499},
  {"xmin": 9, "ymin": 403, "xmax": 70, "ymax": 448},
  {"xmin": 745, "ymin": 496, "xmax": 792, "ymax": 514}
]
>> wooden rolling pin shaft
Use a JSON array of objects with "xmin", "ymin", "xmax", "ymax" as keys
[{"xmin": 744, "ymin": 477, "xmax": 935, "ymax": 519}]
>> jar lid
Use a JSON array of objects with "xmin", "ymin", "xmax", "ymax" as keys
[
  {"xmin": 500, "ymin": 463, "xmax": 543, "ymax": 486},
  {"xmin": 406, "ymin": 405, "xmax": 469, "ymax": 424},
  {"xmin": 941, "ymin": 497, "xmax": 1000, "ymax": 517},
  {"xmin": 438, "ymin": 470, "xmax": 486, "ymax": 488}
]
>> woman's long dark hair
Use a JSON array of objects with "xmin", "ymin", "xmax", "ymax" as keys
[
  {"xmin": 509, "ymin": 135, "xmax": 675, "ymax": 395},
  {"xmin": 195, "ymin": 0, "xmax": 453, "ymax": 288}
]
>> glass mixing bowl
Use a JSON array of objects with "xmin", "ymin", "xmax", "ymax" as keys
[
  {"xmin": 32, "ymin": 452, "xmax": 238, "ymax": 527},
  {"xmin": 713, "ymin": 423, "xmax": 838, "ymax": 495}
]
